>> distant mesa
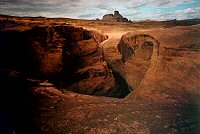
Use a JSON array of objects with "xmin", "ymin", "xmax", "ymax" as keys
[{"xmin": 102, "ymin": 11, "xmax": 129, "ymax": 22}]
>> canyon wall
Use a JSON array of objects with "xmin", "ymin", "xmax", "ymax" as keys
[{"xmin": 0, "ymin": 25, "xmax": 129, "ymax": 97}]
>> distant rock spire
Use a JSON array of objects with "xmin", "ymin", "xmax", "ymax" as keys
[{"xmin": 102, "ymin": 11, "xmax": 128, "ymax": 22}]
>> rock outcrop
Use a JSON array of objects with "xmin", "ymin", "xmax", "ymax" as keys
[
  {"xmin": 106, "ymin": 34, "xmax": 160, "ymax": 93},
  {"xmin": 106, "ymin": 26, "xmax": 200, "ymax": 101},
  {"xmin": 102, "ymin": 11, "xmax": 128, "ymax": 22},
  {"xmin": 0, "ymin": 24, "xmax": 127, "ymax": 98}
]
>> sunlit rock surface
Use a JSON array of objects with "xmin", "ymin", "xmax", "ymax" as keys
[{"xmin": 0, "ymin": 15, "xmax": 200, "ymax": 133}]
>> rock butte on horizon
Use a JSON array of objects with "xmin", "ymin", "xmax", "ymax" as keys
[{"xmin": 102, "ymin": 11, "xmax": 129, "ymax": 22}]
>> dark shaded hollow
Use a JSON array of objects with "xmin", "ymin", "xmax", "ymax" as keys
[
  {"xmin": 111, "ymin": 69, "xmax": 132, "ymax": 98},
  {"xmin": 0, "ymin": 26, "xmax": 95, "ymax": 81}
]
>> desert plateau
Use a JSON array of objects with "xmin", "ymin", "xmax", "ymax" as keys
[{"xmin": 0, "ymin": 7, "xmax": 200, "ymax": 134}]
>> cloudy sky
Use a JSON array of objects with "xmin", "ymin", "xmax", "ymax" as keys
[{"xmin": 0, "ymin": 0, "xmax": 200, "ymax": 20}]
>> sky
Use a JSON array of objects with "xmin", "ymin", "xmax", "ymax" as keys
[{"xmin": 0, "ymin": 0, "xmax": 200, "ymax": 21}]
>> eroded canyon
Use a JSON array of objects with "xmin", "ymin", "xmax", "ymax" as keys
[{"xmin": 0, "ymin": 16, "xmax": 200, "ymax": 133}]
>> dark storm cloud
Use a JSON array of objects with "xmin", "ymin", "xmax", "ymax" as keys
[
  {"xmin": 0, "ymin": 0, "xmax": 199, "ymax": 20},
  {"xmin": 0, "ymin": 0, "xmax": 83, "ymax": 17},
  {"xmin": 78, "ymin": 13, "xmax": 95, "ymax": 18}
]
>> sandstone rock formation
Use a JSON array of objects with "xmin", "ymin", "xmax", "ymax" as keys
[
  {"xmin": 1, "ymin": 16, "xmax": 200, "ymax": 134},
  {"xmin": 0, "ymin": 24, "xmax": 129, "ymax": 98},
  {"xmin": 106, "ymin": 26, "xmax": 200, "ymax": 101},
  {"xmin": 102, "ymin": 11, "xmax": 128, "ymax": 22},
  {"xmin": 106, "ymin": 34, "xmax": 159, "ymax": 93}
]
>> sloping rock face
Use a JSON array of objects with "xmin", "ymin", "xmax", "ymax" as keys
[
  {"xmin": 0, "ymin": 25, "xmax": 127, "ymax": 97},
  {"xmin": 107, "ymin": 34, "xmax": 160, "ymax": 92},
  {"xmin": 118, "ymin": 34, "xmax": 159, "ymax": 62},
  {"xmin": 90, "ymin": 30, "xmax": 108, "ymax": 43},
  {"xmin": 103, "ymin": 11, "xmax": 128, "ymax": 22},
  {"xmin": 126, "ymin": 27, "xmax": 200, "ymax": 101},
  {"xmin": 107, "ymin": 26, "xmax": 200, "ymax": 101},
  {"xmin": 105, "ymin": 34, "xmax": 156, "ymax": 95},
  {"xmin": 0, "ymin": 25, "xmax": 92, "ymax": 79}
]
